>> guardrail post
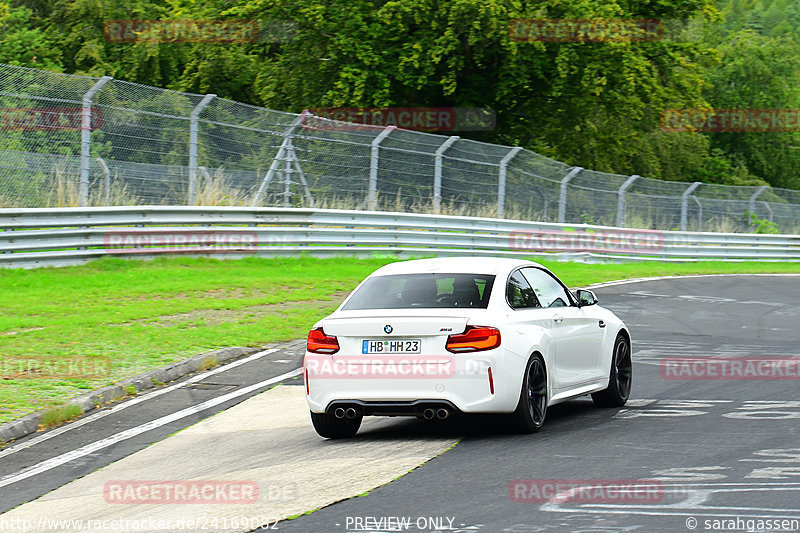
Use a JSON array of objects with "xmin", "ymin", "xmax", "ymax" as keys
[
  {"xmin": 748, "ymin": 185, "xmax": 769, "ymax": 227},
  {"xmin": 80, "ymin": 76, "xmax": 112, "ymax": 207},
  {"xmin": 497, "ymin": 147, "xmax": 522, "ymax": 218},
  {"xmin": 616, "ymin": 175, "xmax": 640, "ymax": 228},
  {"xmin": 188, "ymin": 94, "xmax": 216, "ymax": 206},
  {"xmin": 252, "ymin": 111, "xmax": 308, "ymax": 206},
  {"xmin": 96, "ymin": 158, "xmax": 111, "ymax": 206},
  {"xmin": 557, "ymin": 167, "xmax": 582, "ymax": 223},
  {"xmin": 680, "ymin": 181, "xmax": 702, "ymax": 231},
  {"xmin": 368, "ymin": 126, "xmax": 395, "ymax": 211},
  {"xmin": 433, "ymin": 136, "xmax": 459, "ymax": 214}
]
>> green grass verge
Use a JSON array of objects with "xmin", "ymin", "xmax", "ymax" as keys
[
  {"xmin": 39, "ymin": 403, "xmax": 83, "ymax": 429},
  {"xmin": 1, "ymin": 255, "xmax": 799, "ymax": 425}
]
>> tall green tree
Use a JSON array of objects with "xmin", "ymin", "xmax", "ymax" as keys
[
  {"xmin": 6, "ymin": 0, "xmax": 800, "ymax": 190},
  {"xmin": 703, "ymin": 29, "xmax": 800, "ymax": 189},
  {"xmin": 173, "ymin": 0, "xmax": 719, "ymax": 179}
]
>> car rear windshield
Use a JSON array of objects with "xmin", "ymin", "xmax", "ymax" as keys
[{"xmin": 341, "ymin": 273, "xmax": 495, "ymax": 310}]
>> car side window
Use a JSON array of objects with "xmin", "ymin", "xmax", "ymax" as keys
[
  {"xmin": 521, "ymin": 268, "xmax": 573, "ymax": 308},
  {"xmin": 507, "ymin": 270, "xmax": 541, "ymax": 309}
]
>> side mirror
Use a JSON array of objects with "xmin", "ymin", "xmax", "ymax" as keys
[{"xmin": 576, "ymin": 289, "xmax": 598, "ymax": 307}]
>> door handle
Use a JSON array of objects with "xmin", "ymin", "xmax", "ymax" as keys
[
  {"xmin": 553, "ymin": 315, "xmax": 564, "ymax": 324},
  {"xmin": 598, "ymin": 320, "xmax": 606, "ymax": 328}
]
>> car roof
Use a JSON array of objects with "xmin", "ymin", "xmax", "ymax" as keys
[{"xmin": 370, "ymin": 257, "xmax": 545, "ymax": 277}]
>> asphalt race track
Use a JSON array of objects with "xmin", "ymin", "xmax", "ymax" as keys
[
  {"xmin": 274, "ymin": 275, "xmax": 800, "ymax": 533},
  {"xmin": 2, "ymin": 274, "xmax": 800, "ymax": 533}
]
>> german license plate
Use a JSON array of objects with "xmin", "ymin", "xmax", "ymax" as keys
[{"xmin": 362, "ymin": 339, "xmax": 421, "ymax": 354}]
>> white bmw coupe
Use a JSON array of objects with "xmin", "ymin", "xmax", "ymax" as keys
[{"xmin": 304, "ymin": 257, "xmax": 631, "ymax": 438}]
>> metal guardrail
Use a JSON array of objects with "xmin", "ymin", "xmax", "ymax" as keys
[{"xmin": 1, "ymin": 207, "xmax": 799, "ymax": 268}]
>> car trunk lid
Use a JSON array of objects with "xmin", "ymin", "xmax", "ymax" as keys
[{"xmin": 322, "ymin": 313, "xmax": 468, "ymax": 362}]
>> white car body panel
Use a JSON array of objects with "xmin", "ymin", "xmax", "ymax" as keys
[{"xmin": 304, "ymin": 257, "xmax": 628, "ymax": 416}]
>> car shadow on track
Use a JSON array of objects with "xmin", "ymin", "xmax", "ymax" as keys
[{"xmin": 349, "ymin": 398, "xmax": 626, "ymax": 441}]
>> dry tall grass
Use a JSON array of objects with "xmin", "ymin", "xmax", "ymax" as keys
[
  {"xmin": 5, "ymin": 168, "xmax": 796, "ymax": 234},
  {"xmin": 51, "ymin": 168, "xmax": 81, "ymax": 207},
  {"xmin": 701, "ymin": 216, "xmax": 741, "ymax": 234},
  {"xmin": 46, "ymin": 168, "xmax": 138, "ymax": 207},
  {"xmin": 100, "ymin": 175, "xmax": 137, "ymax": 206},
  {"xmin": 308, "ymin": 192, "xmax": 544, "ymax": 221},
  {"xmin": 194, "ymin": 168, "xmax": 251, "ymax": 206}
]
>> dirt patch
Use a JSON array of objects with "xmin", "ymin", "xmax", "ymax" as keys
[
  {"xmin": 0, "ymin": 327, "xmax": 45, "ymax": 337},
  {"xmin": 122, "ymin": 286, "xmax": 312, "ymax": 302},
  {"xmin": 116, "ymin": 292, "xmax": 350, "ymax": 328}
]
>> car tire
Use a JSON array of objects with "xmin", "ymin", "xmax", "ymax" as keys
[
  {"xmin": 510, "ymin": 354, "xmax": 548, "ymax": 433},
  {"xmin": 310, "ymin": 411, "xmax": 362, "ymax": 439},
  {"xmin": 591, "ymin": 333, "xmax": 632, "ymax": 408}
]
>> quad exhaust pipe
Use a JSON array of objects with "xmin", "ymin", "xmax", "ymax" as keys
[{"xmin": 335, "ymin": 404, "xmax": 453, "ymax": 419}]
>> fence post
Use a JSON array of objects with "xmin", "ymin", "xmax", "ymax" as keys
[
  {"xmin": 79, "ymin": 76, "xmax": 112, "ymax": 207},
  {"xmin": 557, "ymin": 167, "xmax": 582, "ymax": 223},
  {"xmin": 433, "ymin": 136, "xmax": 459, "ymax": 214},
  {"xmin": 616, "ymin": 175, "xmax": 640, "ymax": 228},
  {"xmin": 252, "ymin": 111, "xmax": 308, "ymax": 206},
  {"xmin": 368, "ymin": 126, "xmax": 395, "ymax": 211},
  {"xmin": 96, "ymin": 157, "xmax": 110, "ymax": 206},
  {"xmin": 283, "ymin": 146, "xmax": 293, "ymax": 207},
  {"xmin": 286, "ymin": 141, "xmax": 314, "ymax": 207},
  {"xmin": 680, "ymin": 181, "xmax": 702, "ymax": 231},
  {"xmin": 188, "ymin": 94, "xmax": 216, "ymax": 206},
  {"xmin": 747, "ymin": 185, "xmax": 769, "ymax": 227},
  {"xmin": 497, "ymin": 147, "xmax": 522, "ymax": 218},
  {"xmin": 692, "ymin": 196, "xmax": 703, "ymax": 231},
  {"xmin": 762, "ymin": 201, "xmax": 774, "ymax": 223}
]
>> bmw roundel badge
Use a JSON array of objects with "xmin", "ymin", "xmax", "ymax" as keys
[{"xmin": 384, "ymin": 325, "xmax": 393, "ymax": 334}]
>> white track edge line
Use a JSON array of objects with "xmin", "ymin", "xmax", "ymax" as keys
[
  {"xmin": 0, "ymin": 368, "xmax": 302, "ymax": 489},
  {"xmin": 584, "ymin": 272, "xmax": 800, "ymax": 290},
  {"xmin": 0, "ymin": 348, "xmax": 280, "ymax": 460}
]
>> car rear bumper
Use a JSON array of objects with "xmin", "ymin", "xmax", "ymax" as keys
[
  {"xmin": 327, "ymin": 399, "xmax": 461, "ymax": 418},
  {"xmin": 304, "ymin": 351, "xmax": 520, "ymax": 415}
]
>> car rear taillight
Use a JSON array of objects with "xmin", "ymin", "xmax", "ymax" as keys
[
  {"xmin": 307, "ymin": 327, "xmax": 339, "ymax": 354},
  {"xmin": 446, "ymin": 326, "xmax": 501, "ymax": 353}
]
